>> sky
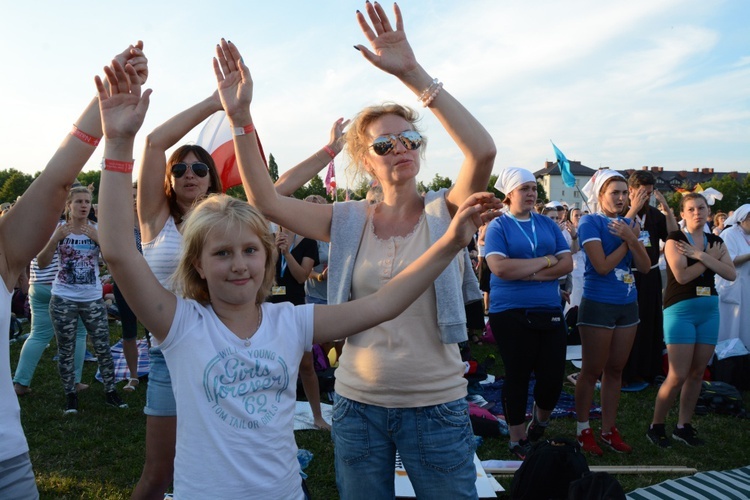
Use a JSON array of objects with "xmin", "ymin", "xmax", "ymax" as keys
[{"xmin": 1, "ymin": 0, "xmax": 748, "ymax": 189}]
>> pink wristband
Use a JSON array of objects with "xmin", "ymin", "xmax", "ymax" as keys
[
  {"xmin": 70, "ymin": 125, "xmax": 101, "ymax": 147},
  {"xmin": 323, "ymin": 145, "xmax": 336, "ymax": 158},
  {"xmin": 232, "ymin": 124, "xmax": 256, "ymax": 136},
  {"xmin": 102, "ymin": 158, "xmax": 134, "ymax": 173}
]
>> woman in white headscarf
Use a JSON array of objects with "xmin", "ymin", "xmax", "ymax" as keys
[
  {"xmin": 485, "ymin": 167, "xmax": 573, "ymax": 459},
  {"xmin": 717, "ymin": 204, "xmax": 750, "ymax": 349},
  {"xmin": 574, "ymin": 170, "xmax": 651, "ymax": 456}
]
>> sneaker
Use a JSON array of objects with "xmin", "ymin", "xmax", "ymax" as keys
[
  {"xmin": 672, "ymin": 424, "xmax": 704, "ymax": 447},
  {"xmin": 105, "ymin": 391, "xmax": 128, "ymax": 409},
  {"xmin": 526, "ymin": 402, "xmax": 548, "ymax": 442},
  {"xmin": 577, "ymin": 428, "xmax": 603, "ymax": 456},
  {"xmin": 65, "ymin": 393, "xmax": 78, "ymax": 414},
  {"xmin": 601, "ymin": 427, "xmax": 632, "ymax": 453},
  {"xmin": 509, "ymin": 439, "xmax": 532, "ymax": 460},
  {"xmin": 646, "ymin": 424, "xmax": 672, "ymax": 448}
]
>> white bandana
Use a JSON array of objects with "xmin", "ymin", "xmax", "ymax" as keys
[{"xmin": 494, "ymin": 167, "xmax": 536, "ymax": 195}]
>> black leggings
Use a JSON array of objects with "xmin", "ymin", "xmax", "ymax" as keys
[
  {"xmin": 490, "ymin": 309, "xmax": 567, "ymax": 426},
  {"xmin": 113, "ymin": 283, "xmax": 138, "ymax": 340}
]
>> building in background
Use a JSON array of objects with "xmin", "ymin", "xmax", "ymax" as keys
[{"xmin": 536, "ymin": 162, "xmax": 747, "ymax": 209}]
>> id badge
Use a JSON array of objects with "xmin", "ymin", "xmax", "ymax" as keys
[
  {"xmin": 271, "ymin": 286, "xmax": 286, "ymax": 296},
  {"xmin": 639, "ymin": 230, "xmax": 651, "ymax": 247},
  {"xmin": 623, "ymin": 273, "xmax": 635, "ymax": 284},
  {"xmin": 696, "ymin": 286, "xmax": 711, "ymax": 297}
]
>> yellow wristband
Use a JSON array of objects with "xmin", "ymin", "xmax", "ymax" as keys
[{"xmin": 545, "ymin": 256, "xmax": 551, "ymax": 268}]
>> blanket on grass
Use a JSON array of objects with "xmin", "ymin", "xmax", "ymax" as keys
[
  {"xmin": 481, "ymin": 377, "xmax": 601, "ymax": 420},
  {"xmin": 94, "ymin": 339, "xmax": 150, "ymax": 383}
]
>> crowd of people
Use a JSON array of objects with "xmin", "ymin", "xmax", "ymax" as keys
[{"xmin": 2, "ymin": 2, "xmax": 748, "ymax": 499}]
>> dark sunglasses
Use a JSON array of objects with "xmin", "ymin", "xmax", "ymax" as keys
[
  {"xmin": 369, "ymin": 130, "xmax": 423, "ymax": 156},
  {"xmin": 171, "ymin": 162, "xmax": 210, "ymax": 178}
]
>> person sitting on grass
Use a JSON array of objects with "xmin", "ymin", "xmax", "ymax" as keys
[{"xmin": 95, "ymin": 53, "xmax": 500, "ymax": 499}]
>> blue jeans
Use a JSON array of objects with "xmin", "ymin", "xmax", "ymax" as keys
[{"xmin": 332, "ymin": 394, "xmax": 477, "ymax": 499}]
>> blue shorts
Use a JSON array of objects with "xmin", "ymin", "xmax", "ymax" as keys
[
  {"xmin": 577, "ymin": 297, "xmax": 639, "ymax": 329},
  {"xmin": 144, "ymin": 347, "xmax": 177, "ymax": 417},
  {"xmin": 664, "ymin": 296, "xmax": 719, "ymax": 345}
]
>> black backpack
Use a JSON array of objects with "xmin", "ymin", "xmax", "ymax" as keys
[
  {"xmin": 510, "ymin": 437, "xmax": 590, "ymax": 500},
  {"xmin": 568, "ymin": 471, "xmax": 625, "ymax": 500},
  {"xmin": 696, "ymin": 381, "xmax": 745, "ymax": 417}
]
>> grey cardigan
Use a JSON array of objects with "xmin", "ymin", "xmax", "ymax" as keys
[{"xmin": 328, "ymin": 188, "xmax": 481, "ymax": 344}]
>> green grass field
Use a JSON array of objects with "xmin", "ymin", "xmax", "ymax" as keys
[{"xmin": 9, "ymin": 325, "xmax": 749, "ymax": 499}]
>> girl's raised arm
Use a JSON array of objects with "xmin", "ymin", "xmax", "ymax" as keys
[
  {"xmin": 0, "ymin": 43, "xmax": 146, "ymax": 290},
  {"xmin": 97, "ymin": 60, "xmax": 176, "ymax": 341},
  {"xmin": 214, "ymin": 40, "xmax": 333, "ymax": 241},
  {"xmin": 313, "ymin": 193, "xmax": 501, "ymax": 343},
  {"xmin": 354, "ymin": 2, "xmax": 496, "ymax": 215}
]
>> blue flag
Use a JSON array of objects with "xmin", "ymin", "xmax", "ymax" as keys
[{"xmin": 551, "ymin": 141, "xmax": 576, "ymax": 188}]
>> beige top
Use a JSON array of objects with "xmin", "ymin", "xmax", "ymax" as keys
[{"xmin": 334, "ymin": 208, "xmax": 467, "ymax": 407}]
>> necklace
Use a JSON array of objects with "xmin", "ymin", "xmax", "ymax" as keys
[{"xmin": 243, "ymin": 305, "xmax": 263, "ymax": 347}]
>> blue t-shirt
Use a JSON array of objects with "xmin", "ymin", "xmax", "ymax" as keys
[
  {"xmin": 485, "ymin": 212, "xmax": 570, "ymax": 313},
  {"xmin": 578, "ymin": 213, "xmax": 637, "ymax": 305}
]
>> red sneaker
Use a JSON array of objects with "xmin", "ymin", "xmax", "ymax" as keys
[
  {"xmin": 577, "ymin": 428, "xmax": 603, "ymax": 456},
  {"xmin": 601, "ymin": 427, "xmax": 632, "ymax": 453}
]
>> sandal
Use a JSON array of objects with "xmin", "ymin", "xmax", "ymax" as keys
[{"xmin": 123, "ymin": 378, "xmax": 140, "ymax": 392}]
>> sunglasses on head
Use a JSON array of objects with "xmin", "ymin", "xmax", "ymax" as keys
[
  {"xmin": 171, "ymin": 162, "xmax": 210, "ymax": 178},
  {"xmin": 369, "ymin": 130, "xmax": 422, "ymax": 156}
]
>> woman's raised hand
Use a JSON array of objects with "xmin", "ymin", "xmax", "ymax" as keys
[
  {"xmin": 328, "ymin": 117, "xmax": 351, "ymax": 155},
  {"xmin": 355, "ymin": 2, "xmax": 418, "ymax": 79},
  {"xmin": 213, "ymin": 39, "xmax": 252, "ymax": 119},
  {"xmin": 95, "ymin": 61, "xmax": 151, "ymax": 141}
]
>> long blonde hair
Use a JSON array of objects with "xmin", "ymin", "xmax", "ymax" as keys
[{"xmin": 173, "ymin": 194, "xmax": 277, "ymax": 305}]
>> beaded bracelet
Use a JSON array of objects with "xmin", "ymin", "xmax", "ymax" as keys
[
  {"xmin": 417, "ymin": 78, "xmax": 439, "ymax": 102},
  {"xmin": 70, "ymin": 125, "xmax": 101, "ymax": 147},
  {"xmin": 421, "ymin": 82, "xmax": 443, "ymax": 107}
]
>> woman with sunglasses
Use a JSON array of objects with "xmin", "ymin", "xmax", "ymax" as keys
[
  {"xmin": 215, "ymin": 2, "xmax": 495, "ymax": 497},
  {"xmin": 134, "ymin": 92, "xmax": 224, "ymax": 499}
]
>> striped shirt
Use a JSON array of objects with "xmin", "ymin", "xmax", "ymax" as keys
[
  {"xmin": 142, "ymin": 216, "xmax": 182, "ymax": 290},
  {"xmin": 30, "ymin": 255, "xmax": 59, "ymax": 285}
]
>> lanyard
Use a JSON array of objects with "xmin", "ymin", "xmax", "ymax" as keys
[
  {"xmin": 683, "ymin": 230, "xmax": 707, "ymax": 252},
  {"xmin": 507, "ymin": 213, "xmax": 538, "ymax": 257},
  {"xmin": 279, "ymin": 234, "xmax": 297, "ymax": 277},
  {"xmin": 635, "ymin": 212, "xmax": 646, "ymax": 228}
]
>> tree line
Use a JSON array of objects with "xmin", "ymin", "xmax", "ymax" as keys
[{"xmin": 3, "ymin": 161, "xmax": 745, "ymax": 215}]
